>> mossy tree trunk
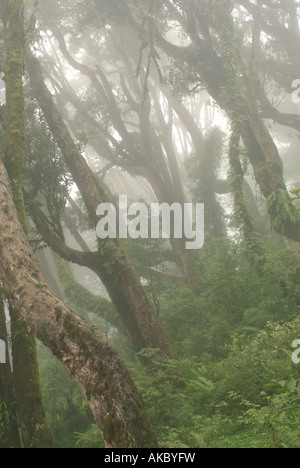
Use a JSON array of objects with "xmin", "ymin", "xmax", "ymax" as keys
[
  {"xmin": 3, "ymin": 0, "xmax": 27, "ymax": 233},
  {"xmin": 0, "ymin": 288, "xmax": 21, "ymax": 448},
  {"xmin": 2, "ymin": 0, "xmax": 52, "ymax": 448},
  {"xmin": 0, "ymin": 64, "xmax": 20, "ymax": 450},
  {"xmin": 0, "ymin": 161, "xmax": 157, "ymax": 448}
]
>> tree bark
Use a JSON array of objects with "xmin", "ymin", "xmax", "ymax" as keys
[
  {"xmin": 0, "ymin": 289, "xmax": 21, "ymax": 448},
  {"xmin": 2, "ymin": 0, "xmax": 52, "ymax": 448},
  {"xmin": 0, "ymin": 160, "xmax": 157, "ymax": 448},
  {"xmin": 3, "ymin": 0, "xmax": 27, "ymax": 233}
]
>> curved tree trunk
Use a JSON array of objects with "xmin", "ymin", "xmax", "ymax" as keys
[
  {"xmin": 0, "ymin": 160, "xmax": 157, "ymax": 448},
  {"xmin": 1, "ymin": 0, "xmax": 52, "ymax": 447}
]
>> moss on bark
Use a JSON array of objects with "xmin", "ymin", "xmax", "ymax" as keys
[
  {"xmin": 3, "ymin": 0, "xmax": 27, "ymax": 234},
  {"xmin": 0, "ymin": 287, "xmax": 21, "ymax": 448},
  {"xmin": 0, "ymin": 163, "xmax": 158, "ymax": 447},
  {"xmin": 10, "ymin": 318, "xmax": 53, "ymax": 448},
  {"xmin": 2, "ymin": 0, "xmax": 53, "ymax": 448}
]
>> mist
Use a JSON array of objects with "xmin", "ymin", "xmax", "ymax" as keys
[{"xmin": 0, "ymin": 0, "xmax": 299, "ymax": 450}]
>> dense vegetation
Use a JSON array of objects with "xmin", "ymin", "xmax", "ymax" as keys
[
  {"xmin": 0, "ymin": 0, "xmax": 299, "ymax": 448},
  {"xmin": 37, "ymin": 236, "xmax": 300, "ymax": 448}
]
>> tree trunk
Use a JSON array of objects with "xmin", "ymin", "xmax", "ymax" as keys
[
  {"xmin": 0, "ymin": 160, "xmax": 157, "ymax": 448},
  {"xmin": 2, "ymin": 0, "xmax": 52, "ymax": 447},
  {"xmin": 26, "ymin": 51, "xmax": 172, "ymax": 357},
  {"xmin": 0, "ymin": 289, "xmax": 21, "ymax": 449},
  {"xmin": 3, "ymin": 0, "xmax": 27, "ymax": 233}
]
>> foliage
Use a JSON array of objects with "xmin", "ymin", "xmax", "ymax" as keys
[
  {"xmin": 267, "ymin": 188, "xmax": 300, "ymax": 236},
  {"xmin": 291, "ymin": 188, "xmax": 300, "ymax": 208},
  {"xmin": 24, "ymin": 92, "xmax": 72, "ymax": 239},
  {"xmin": 127, "ymin": 320, "xmax": 300, "ymax": 448},
  {"xmin": 74, "ymin": 425, "xmax": 104, "ymax": 449},
  {"xmin": 156, "ymin": 236, "xmax": 300, "ymax": 359},
  {"xmin": 237, "ymin": 380, "xmax": 300, "ymax": 449},
  {"xmin": 186, "ymin": 127, "xmax": 226, "ymax": 238},
  {"xmin": 0, "ymin": 402, "xmax": 17, "ymax": 447}
]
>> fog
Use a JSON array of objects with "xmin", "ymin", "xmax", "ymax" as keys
[{"xmin": 0, "ymin": 0, "xmax": 299, "ymax": 450}]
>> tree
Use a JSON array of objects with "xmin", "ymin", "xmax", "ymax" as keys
[
  {"xmin": 0, "ymin": 137, "xmax": 157, "ymax": 448},
  {"xmin": 1, "ymin": 0, "xmax": 52, "ymax": 447},
  {"xmin": 114, "ymin": 0, "xmax": 300, "ymax": 241},
  {"xmin": 0, "ymin": 1, "xmax": 157, "ymax": 448},
  {"xmin": 25, "ymin": 50, "xmax": 172, "ymax": 356},
  {"xmin": 0, "ymin": 287, "xmax": 21, "ymax": 448}
]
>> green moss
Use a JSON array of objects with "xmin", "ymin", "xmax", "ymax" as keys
[
  {"xmin": 2, "ymin": 0, "xmax": 53, "ymax": 448},
  {"xmin": 63, "ymin": 313, "xmax": 87, "ymax": 350},
  {"xmin": 103, "ymin": 413, "xmax": 128, "ymax": 447},
  {"xmin": 4, "ymin": 0, "xmax": 27, "ymax": 234},
  {"xmin": 63, "ymin": 314, "xmax": 79, "ymax": 338},
  {"xmin": 85, "ymin": 383, "xmax": 103, "ymax": 400},
  {"xmin": 54, "ymin": 307, "xmax": 62, "ymax": 322},
  {"xmin": 12, "ymin": 319, "xmax": 53, "ymax": 448}
]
